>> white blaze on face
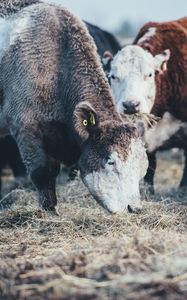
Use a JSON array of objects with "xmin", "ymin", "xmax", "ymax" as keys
[
  {"xmin": 109, "ymin": 45, "xmax": 157, "ymax": 115},
  {"xmin": 137, "ymin": 27, "xmax": 156, "ymax": 44},
  {"xmin": 83, "ymin": 139, "xmax": 148, "ymax": 214}
]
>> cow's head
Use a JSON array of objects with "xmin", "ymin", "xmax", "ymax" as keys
[
  {"xmin": 74, "ymin": 102, "xmax": 148, "ymax": 214},
  {"xmin": 103, "ymin": 45, "xmax": 170, "ymax": 115}
]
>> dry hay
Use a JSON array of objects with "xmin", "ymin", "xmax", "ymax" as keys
[
  {"xmin": 121, "ymin": 112, "xmax": 160, "ymax": 128},
  {"xmin": 0, "ymin": 152, "xmax": 187, "ymax": 299}
]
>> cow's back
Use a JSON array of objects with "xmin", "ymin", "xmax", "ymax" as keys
[
  {"xmin": 0, "ymin": 0, "xmax": 41, "ymax": 17},
  {"xmin": 134, "ymin": 17, "xmax": 187, "ymax": 55},
  {"xmin": 177, "ymin": 16, "xmax": 187, "ymax": 31},
  {"xmin": 85, "ymin": 22, "xmax": 121, "ymax": 57},
  {"xmin": 133, "ymin": 17, "xmax": 187, "ymax": 120}
]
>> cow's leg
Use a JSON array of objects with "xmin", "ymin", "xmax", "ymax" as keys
[
  {"xmin": 0, "ymin": 165, "xmax": 2, "ymax": 199},
  {"xmin": 31, "ymin": 156, "xmax": 60, "ymax": 211},
  {"xmin": 144, "ymin": 152, "xmax": 157, "ymax": 193},
  {"xmin": 12, "ymin": 128, "xmax": 60, "ymax": 211},
  {"xmin": 179, "ymin": 149, "xmax": 187, "ymax": 188},
  {"xmin": 0, "ymin": 154, "xmax": 4, "ymax": 199},
  {"xmin": 68, "ymin": 163, "xmax": 79, "ymax": 181},
  {"xmin": 9, "ymin": 138, "xmax": 26, "ymax": 178}
]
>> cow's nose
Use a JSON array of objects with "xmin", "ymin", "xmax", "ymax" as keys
[
  {"xmin": 127, "ymin": 205, "xmax": 142, "ymax": 214},
  {"xmin": 123, "ymin": 101, "xmax": 140, "ymax": 114}
]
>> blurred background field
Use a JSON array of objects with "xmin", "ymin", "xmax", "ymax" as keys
[{"xmin": 49, "ymin": 0, "xmax": 187, "ymax": 40}]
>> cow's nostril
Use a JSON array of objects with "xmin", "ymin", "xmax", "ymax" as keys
[
  {"xmin": 123, "ymin": 102, "xmax": 128, "ymax": 109},
  {"xmin": 135, "ymin": 101, "xmax": 140, "ymax": 108},
  {"xmin": 127, "ymin": 205, "xmax": 141, "ymax": 214},
  {"xmin": 127, "ymin": 205, "xmax": 133, "ymax": 213}
]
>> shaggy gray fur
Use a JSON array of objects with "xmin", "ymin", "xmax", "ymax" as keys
[
  {"xmin": 0, "ymin": 1, "xmax": 142, "ymax": 212},
  {"xmin": 0, "ymin": 0, "xmax": 41, "ymax": 17}
]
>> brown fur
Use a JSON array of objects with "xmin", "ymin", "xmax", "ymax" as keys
[{"xmin": 134, "ymin": 17, "xmax": 187, "ymax": 121}]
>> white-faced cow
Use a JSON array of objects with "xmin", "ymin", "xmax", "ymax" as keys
[
  {"xmin": 103, "ymin": 17, "xmax": 187, "ymax": 190},
  {"xmin": 0, "ymin": 0, "xmax": 148, "ymax": 214}
]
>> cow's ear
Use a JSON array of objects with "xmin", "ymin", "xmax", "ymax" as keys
[
  {"xmin": 154, "ymin": 49, "xmax": 170, "ymax": 74},
  {"xmin": 102, "ymin": 51, "xmax": 113, "ymax": 72},
  {"xmin": 74, "ymin": 102, "xmax": 99, "ymax": 141}
]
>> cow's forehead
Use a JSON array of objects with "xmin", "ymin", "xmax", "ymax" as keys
[{"xmin": 111, "ymin": 46, "xmax": 155, "ymax": 76}]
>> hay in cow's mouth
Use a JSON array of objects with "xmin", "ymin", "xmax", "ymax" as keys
[{"xmin": 121, "ymin": 113, "xmax": 160, "ymax": 127}]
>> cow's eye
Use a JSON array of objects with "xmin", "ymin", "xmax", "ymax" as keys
[
  {"xmin": 110, "ymin": 74, "xmax": 119, "ymax": 81},
  {"xmin": 101, "ymin": 158, "xmax": 115, "ymax": 168},
  {"xmin": 107, "ymin": 159, "xmax": 115, "ymax": 166},
  {"xmin": 144, "ymin": 73, "xmax": 153, "ymax": 80}
]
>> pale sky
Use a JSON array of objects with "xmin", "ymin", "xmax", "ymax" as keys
[{"xmin": 47, "ymin": 0, "xmax": 187, "ymax": 32}]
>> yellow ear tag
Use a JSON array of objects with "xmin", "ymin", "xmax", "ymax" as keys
[
  {"xmin": 82, "ymin": 119, "xmax": 88, "ymax": 127},
  {"xmin": 90, "ymin": 112, "xmax": 96, "ymax": 126}
]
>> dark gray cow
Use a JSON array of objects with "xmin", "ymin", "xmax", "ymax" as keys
[
  {"xmin": 0, "ymin": 1, "xmax": 148, "ymax": 213},
  {"xmin": 0, "ymin": 17, "xmax": 121, "ymax": 196}
]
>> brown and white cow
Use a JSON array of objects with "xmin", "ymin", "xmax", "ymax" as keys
[
  {"xmin": 105, "ymin": 17, "xmax": 187, "ymax": 118},
  {"xmin": 103, "ymin": 17, "xmax": 187, "ymax": 189}
]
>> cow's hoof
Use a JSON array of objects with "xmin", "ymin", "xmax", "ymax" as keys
[
  {"xmin": 127, "ymin": 205, "xmax": 142, "ymax": 214},
  {"xmin": 47, "ymin": 208, "xmax": 59, "ymax": 216}
]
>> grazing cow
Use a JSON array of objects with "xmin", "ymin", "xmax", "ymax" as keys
[
  {"xmin": 0, "ymin": 0, "xmax": 148, "ymax": 213},
  {"xmin": 103, "ymin": 17, "xmax": 187, "ymax": 190},
  {"xmin": 0, "ymin": 19, "xmax": 121, "ymax": 195}
]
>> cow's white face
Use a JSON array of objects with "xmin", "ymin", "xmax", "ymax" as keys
[
  {"xmin": 82, "ymin": 139, "xmax": 148, "ymax": 214},
  {"xmin": 75, "ymin": 103, "xmax": 148, "ymax": 214},
  {"xmin": 108, "ymin": 45, "xmax": 170, "ymax": 115}
]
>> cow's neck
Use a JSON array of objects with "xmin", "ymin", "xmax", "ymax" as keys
[
  {"xmin": 57, "ymin": 13, "xmax": 121, "ymax": 135},
  {"xmin": 61, "ymin": 26, "xmax": 120, "ymax": 125},
  {"xmin": 152, "ymin": 71, "xmax": 187, "ymax": 121},
  {"xmin": 63, "ymin": 70, "xmax": 119, "ymax": 123},
  {"xmin": 151, "ymin": 75, "xmax": 170, "ymax": 117},
  {"xmin": 140, "ymin": 38, "xmax": 187, "ymax": 121}
]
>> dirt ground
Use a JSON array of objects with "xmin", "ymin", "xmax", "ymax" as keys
[{"xmin": 0, "ymin": 149, "xmax": 187, "ymax": 300}]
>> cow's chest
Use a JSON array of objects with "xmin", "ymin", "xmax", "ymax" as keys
[{"xmin": 42, "ymin": 122, "xmax": 81, "ymax": 166}]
